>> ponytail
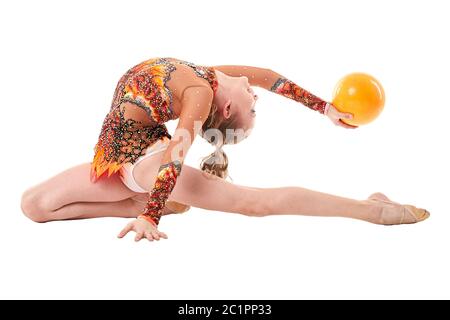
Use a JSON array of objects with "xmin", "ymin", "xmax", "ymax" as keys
[
  {"xmin": 199, "ymin": 103, "xmax": 238, "ymax": 181},
  {"xmin": 199, "ymin": 146, "xmax": 230, "ymax": 180}
]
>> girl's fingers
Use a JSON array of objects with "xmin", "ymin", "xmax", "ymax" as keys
[
  {"xmin": 118, "ymin": 224, "xmax": 133, "ymax": 238},
  {"xmin": 151, "ymin": 231, "xmax": 160, "ymax": 240},
  {"xmin": 338, "ymin": 112, "xmax": 353, "ymax": 119},
  {"xmin": 158, "ymin": 232, "xmax": 168, "ymax": 239},
  {"xmin": 135, "ymin": 232, "xmax": 144, "ymax": 242},
  {"xmin": 118, "ymin": 223, "xmax": 168, "ymax": 242},
  {"xmin": 338, "ymin": 119, "xmax": 358, "ymax": 129},
  {"xmin": 144, "ymin": 231, "xmax": 154, "ymax": 241}
]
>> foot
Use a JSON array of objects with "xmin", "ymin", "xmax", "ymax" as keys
[{"xmin": 365, "ymin": 192, "xmax": 430, "ymax": 225}]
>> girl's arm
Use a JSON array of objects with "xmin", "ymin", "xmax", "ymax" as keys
[
  {"xmin": 137, "ymin": 86, "xmax": 214, "ymax": 227},
  {"xmin": 210, "ymin": 65, "xmax": 330, "ymax": 115}
]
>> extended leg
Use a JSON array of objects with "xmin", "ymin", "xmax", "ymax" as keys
[
  {"xmin": 131, "ymin": 154, "xmax": 381, "ymax": 223},
  {"xmin": 158, "ymin": 165, "xmax": 427, "ymax": 225}
]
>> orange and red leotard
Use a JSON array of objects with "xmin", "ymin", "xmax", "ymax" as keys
[
  {"xmin": 90, "ymin": 57, "xmax": 217, "ymax": 227},
  {"xmin": 90, "ymin": 57, "xmax": 217, "ymax": 182},
  {"xmin": 91, "ymin": 58, "xmax": 327, "ymax": 227}
]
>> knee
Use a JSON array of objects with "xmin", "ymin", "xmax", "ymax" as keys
[
  {"xmin": 20, "ymin": 188, "xmax": 51, "ymax": 223},
  {"xmin": 240, "ymin": 192, "xmax": 271, "ymax": 217}
]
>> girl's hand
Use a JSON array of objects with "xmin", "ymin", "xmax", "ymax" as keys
[
  {"xmin": 117, "ymin": 217, "xmax": 168, "ymax": 242},
  {"xmin": 325, "ymin": 103, "xmax": 358, "ymax": 129}
]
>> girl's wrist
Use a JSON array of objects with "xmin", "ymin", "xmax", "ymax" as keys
[
  {"xmin": 324, "ymin": 102, "xmax": 331, "ymax": 115},
  {"xmin": 137, "ymin": 214, "xmax": 157, "ymax": 228}
]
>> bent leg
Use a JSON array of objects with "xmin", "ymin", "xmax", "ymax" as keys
[
  {"xmin": 45, "ymin": 198, "xmax": 142, "ymax": 221},
  {"xmin": 21, "ymin": 162, "xmax": 189, "ymax": 222},
  {"xmin": 21, "ymin": 163, "xmax": 140, "ymax": 222},
  {"xmin": 25, "ymin": 163, "xmax": 135, "ymax": 206}
]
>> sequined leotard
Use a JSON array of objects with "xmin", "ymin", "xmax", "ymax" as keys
[
  {"xmin": 91, "ymin": 58, "xmax": 328, "ymax": 227},
  {"xmin": 90, "ymin": 57, "xmax": 218, "ymax": 183}
]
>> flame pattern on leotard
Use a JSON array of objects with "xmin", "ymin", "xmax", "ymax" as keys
[{"xmin": 90, "ymin": 57, "xmax": 218, "ymax": 182}]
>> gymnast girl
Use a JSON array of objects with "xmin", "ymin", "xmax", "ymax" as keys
[{"xmin": 20, "ymin": 57, "xmax": 430, "ymax": 242}]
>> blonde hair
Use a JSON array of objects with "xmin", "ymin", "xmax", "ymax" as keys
[{"xmin": 199, "ymin": 102, "xmax": 240, "ymax": 180}]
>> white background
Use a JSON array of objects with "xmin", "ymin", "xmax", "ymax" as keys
[{"xmin": 1, "ymin": 0, "xmax": 449, "ymax": 299}]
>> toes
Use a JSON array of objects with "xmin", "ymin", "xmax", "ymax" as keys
[
  {"xmin": 404, "ymin": 206, "xmax": 430, "ymax": 223},
  {"xmin": 417, "ymin": 208, "xmax": 430, "ymax": 222}
]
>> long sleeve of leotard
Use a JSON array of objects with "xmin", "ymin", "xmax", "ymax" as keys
[
  {"xmin": 210, "ymin": 64, "xmax": 330, "ymax": 115},
  {"xmin": 137, "ymin": 86, "xmax": 214, "ymax": 227}
]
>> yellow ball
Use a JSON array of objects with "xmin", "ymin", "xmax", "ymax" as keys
[{"xmin": 332, "ymin": 73, "xmax": 385, "ymax": 126}]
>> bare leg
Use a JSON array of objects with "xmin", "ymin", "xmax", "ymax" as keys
[
  {"xmin": 261, "ymin": 186, "xmax": 377, "ymax": 221},
  {"xmin": 20, "ymin": 163, "xmax": 175, "ymax": 222},
  {"xmin": 46, "ymin": 197, "xmax": 181, "ymax": 221},
  {"xmin": 133, "ymin": 150, "xmax": 429, "ymax": 225},
  {"xmin": 21, "ymin": 159, "xmax": 427, "ymax": 225},
  {"xmin": 131, "ymin": 154, "xmax": 385, "ymax": 224},
  {"xmin": 46, "ymin": 198, "xmax": 141, "ymax": 221}
]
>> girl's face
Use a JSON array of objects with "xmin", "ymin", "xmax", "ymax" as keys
[{"xmin": 229, "ymin": 76, "xmax": 258, "ymax": 134}]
